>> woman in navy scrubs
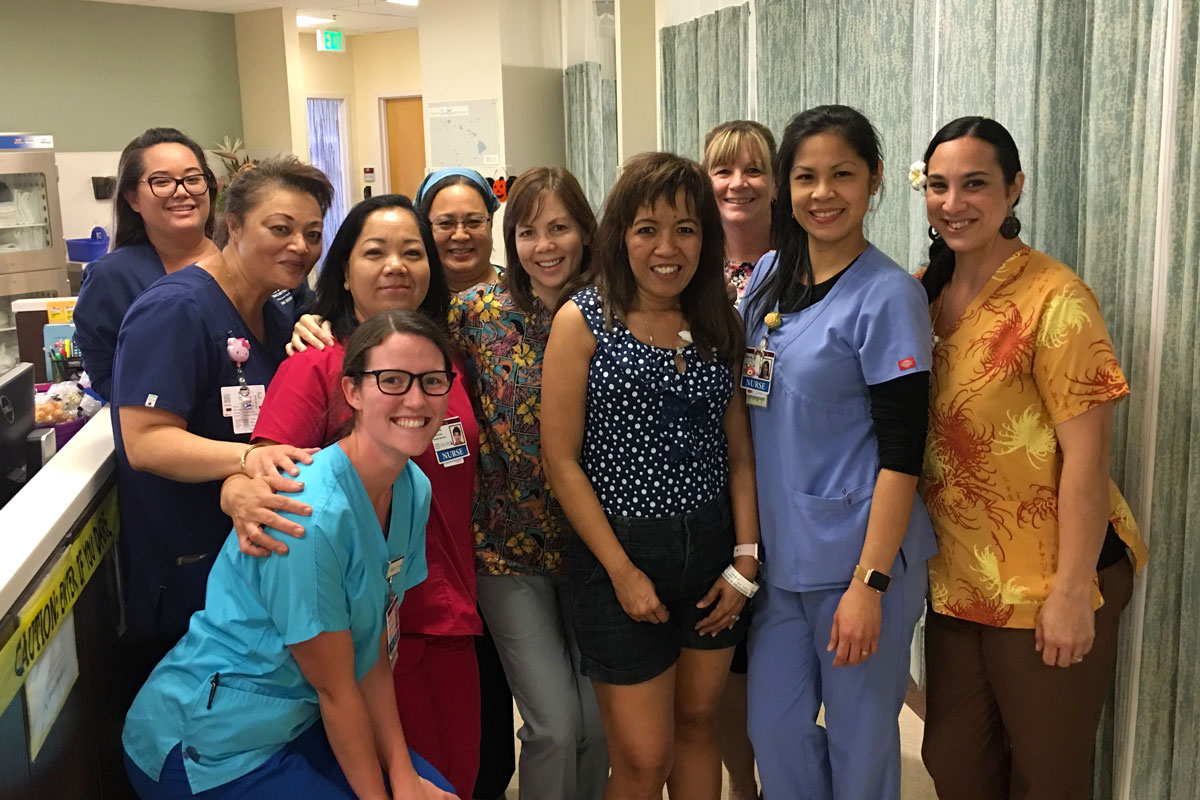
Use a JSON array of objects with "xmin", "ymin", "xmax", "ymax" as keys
[
  {"xmin": 75, "ymin": 128, "xmax": 310, "ymax": 401},
  {"xmin": 111, "ymin": 158, "xmax": 333, "ymax": 668}
]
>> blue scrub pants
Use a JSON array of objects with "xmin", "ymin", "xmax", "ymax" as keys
[
  {"xmin": 124, "ymin": 719, "xmax": 455, "ymax": 799},
  {"xmin": 747, "ymin": 556, "xmax": 926, "ymax": 800}
]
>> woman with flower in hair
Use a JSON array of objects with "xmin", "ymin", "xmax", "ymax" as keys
[
  {"xmin": 543, "ymin": 151, "xmax": 759, "ymax": 800},
  {"xmin": 915, "ymin": 116, "xmax": 1148, "ymax": 800}
]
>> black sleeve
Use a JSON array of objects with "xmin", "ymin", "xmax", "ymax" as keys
[{"xmin": 867, "ymin": 371, "xmax": 930, "ymax": 477}]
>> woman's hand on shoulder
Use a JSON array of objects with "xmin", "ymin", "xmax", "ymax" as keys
[
  {"xmin": 287, "ymin": 313, "xmax": 334, "ymax": 355},
  {"xmin": 220, "ymin": 473, "xmax": 311, "ymax": 556},
  {"xmin": 243, "ymin": 443, "xmax": 319, "ymax": 479}
]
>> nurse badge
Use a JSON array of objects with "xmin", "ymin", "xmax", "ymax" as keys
[{"xmin": 227, "ymin": 336, "xmax": 250, "ymax": 388}]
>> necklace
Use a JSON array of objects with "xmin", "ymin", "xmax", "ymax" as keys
[
  {"xmin": 640, "ymin": 310, "xmax": 690, "ymax": 374},
  {"xmin": 931, "ymin": 293, "xmax": 946, "ymax": 347}
]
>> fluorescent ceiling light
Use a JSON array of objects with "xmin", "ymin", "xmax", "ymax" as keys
[
  {"xmin": 296, "ymin": 14, "xmax": 334, "ymax": 26},
  {"xmin": 385, "ymin": 0, "xmax": 419, "ymax": 5}
]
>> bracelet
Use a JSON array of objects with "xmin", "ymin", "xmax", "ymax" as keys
[
  {"xmin": 722, "ymin": 564, "xmax": 760, "ymax": 598},
  {"xmin": 240, "ymin": 442, "xmax": 267, "ymax": 475}
]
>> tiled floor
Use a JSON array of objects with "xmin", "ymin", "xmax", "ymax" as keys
[{"xmin": 501, "ymin": 703, "xmax": 937, "ymax": 799}]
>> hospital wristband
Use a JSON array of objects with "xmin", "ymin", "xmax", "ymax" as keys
[
  {"xmin": 722, "ymin": 564, "xmax": 760, "ymax": 598},
  {"xmin": 240, "ymin": 442, "xmax": 268, "ymax": 475}
]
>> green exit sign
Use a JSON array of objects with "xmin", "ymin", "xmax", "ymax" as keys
[{"xmin": 317, "ymin": 30, "xmax": 344, "ymax": 52}]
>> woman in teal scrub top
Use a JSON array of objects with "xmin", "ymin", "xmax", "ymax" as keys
[{"xmin": 121, "ymin": 310, "xmax": 460, "ymax": 800}]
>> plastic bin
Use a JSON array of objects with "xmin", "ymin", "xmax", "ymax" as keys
[{"xmin": 65, "ymin": 226, "xmax": 109, "ymax": 263}]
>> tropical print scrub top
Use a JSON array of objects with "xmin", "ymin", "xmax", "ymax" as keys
[
  {"xmin": 450, "ymin": 281, "xmax": 570, "ymax": 576},
  {"xmin": 920, "ymin": 247, "xmax": 1148, "ymax": 629}
]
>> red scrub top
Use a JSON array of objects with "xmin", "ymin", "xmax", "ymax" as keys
[{"xmin": 254, "ymin": 341, "xmax": 481, "ymax": 637}]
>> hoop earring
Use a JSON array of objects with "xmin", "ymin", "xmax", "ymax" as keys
[
  {"xmin": 928, "ymin": 225, "xmax": 941, "ymax": 241},
  {"xmin": 1000, "ymin": 213, "xmax": 1021, "ymax": 239}
]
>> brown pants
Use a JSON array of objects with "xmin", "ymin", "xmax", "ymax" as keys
[{"xmin": 922, "ymin": 557, "xmax": 1134, "ymax": 800}]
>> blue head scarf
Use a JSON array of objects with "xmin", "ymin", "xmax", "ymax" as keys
[{"xmin": 415, "ymin": 168, "xmax": 500, "ymax": 215}]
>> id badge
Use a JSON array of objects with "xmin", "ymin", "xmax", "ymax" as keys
[
  {"xmin": 741, "ymin": 348, "xmax": 775, "ymax": 408},
  {"xmin": 220, "ymin": 384, "xmax": 266, "ymax": 434},
  {"xmin": 386, "ymin": 591, "xmax": 401, "ymax": 667},
  {"xmin": 431, "ymin": 415, "xmax": 470, "ymax": 467}
]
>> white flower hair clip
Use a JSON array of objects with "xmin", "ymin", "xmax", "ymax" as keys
[{"xmin": 908, "ymin": 161, "xmax": 927, "ymax": 191}]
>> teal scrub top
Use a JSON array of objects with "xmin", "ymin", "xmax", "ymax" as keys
[{"xmin": 122, "ymin": 444, "xmax": 430, "ymax": 793}]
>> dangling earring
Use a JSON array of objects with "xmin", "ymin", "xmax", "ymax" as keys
[
  {"xmin": 928, "ymin": 225, "xmax": 941, "ymax": 241},
  {"xmin": 1000, "ymin": 208, "xmax": 1021, "ymax": 239}
]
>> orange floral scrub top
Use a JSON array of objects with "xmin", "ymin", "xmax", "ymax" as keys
[{"xmin": 919, "ymin": 247, "xmax": 1148, "ymax": 629}]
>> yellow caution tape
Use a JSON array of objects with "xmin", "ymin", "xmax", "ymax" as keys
[{"xmin": 0, "ymin": 487, "xmax": 119, "ymax": 712}]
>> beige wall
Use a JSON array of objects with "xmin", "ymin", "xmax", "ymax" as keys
[
  {"xmin": 235, "ymin": 8, "xmax": 301, "ymax": 156},
  {"xmin": 350, "ymin": 30, "xmax": 423, "ymax": 198}
]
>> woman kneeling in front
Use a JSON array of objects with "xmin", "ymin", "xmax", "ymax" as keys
[{"xmin": 121, "ymin": 309, "xmax": 459, "ymax": 800}]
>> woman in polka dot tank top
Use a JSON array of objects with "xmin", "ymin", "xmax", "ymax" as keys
[{"xmin": 542, "ymin": 152, "xmax": 761, "ymax": 800}]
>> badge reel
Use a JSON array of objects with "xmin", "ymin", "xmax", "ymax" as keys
[
  {"xmin": 220, "ymin": 336, "xmax": 266, "ymax": 435},
  {"xmin": 431, "ymin": 415, "xmax": 470, "ymax": 468},
  {"xmin": 742, "ymin": 310, "xmax": 782, "ymax": 409}
]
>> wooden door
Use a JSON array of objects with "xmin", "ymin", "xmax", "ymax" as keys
[{"xmin": 385, "ymin": 97, "xmax": 426, "ymax": 198}]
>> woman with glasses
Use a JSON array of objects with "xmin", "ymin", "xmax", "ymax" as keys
[
  {"xmin": 220, "ymin": 194, "xmax": 483, "ymax": 797},
  {"xmin": 122, "ymin": 310, "xmax": 458, "ymax": 800},
  {"xmin": 416, "ymin": 168, "xmax": 501, "ymax": 293},
  {"xmin": 542, "ymin": 152, "xmax": 759, "ymax": 800},
  {"xmin": 111, "ymin": 158, "xmax": 332, "ymax": 688},
  {"xmin": 75, "ymin": 128, "xmax": 309, "ymax": 401}
]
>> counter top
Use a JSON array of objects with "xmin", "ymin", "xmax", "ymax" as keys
[{"xmin": 0, "ymin": 406, "xmax": 114, "ymax": 615}]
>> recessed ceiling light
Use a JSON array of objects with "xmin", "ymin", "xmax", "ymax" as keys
[
  {"xmin": 297, "ymin": 14, "xmax": 334, "ymax": 26},
  {"xmin": 385, "ymin": 0, "xmax": 419, "ymax": 6}
]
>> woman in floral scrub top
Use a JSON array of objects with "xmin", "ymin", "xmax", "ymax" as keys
[{"xmin": 915, "ymin": 116, "xmax": 1148, "ymax": 800}]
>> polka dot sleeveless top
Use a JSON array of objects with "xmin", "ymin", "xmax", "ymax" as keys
[{"xmin": 573, "ymin": 286, "xmax": 732, "ymax": 519}]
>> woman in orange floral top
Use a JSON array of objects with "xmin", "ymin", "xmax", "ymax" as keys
[
  {"xmin": 450, "ymin": 166, "xmax": 607, "ymax": 800},
  {"xmin": 915, "ymin": 117, "xmax": 1148, "ymax": 800}
]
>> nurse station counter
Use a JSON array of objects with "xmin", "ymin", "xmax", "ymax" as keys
[{"xmin": 0, "ymin": 408, "xmax": 129, "ymax": 798}]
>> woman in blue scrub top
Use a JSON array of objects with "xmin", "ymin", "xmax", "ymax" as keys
[
  {"xmin": 122, "ymin": 310, "xmax": 459, "ymax": 800},
  {"xmin": 111, "ymin": 158, "xmax": 333, "ymax": 657},
  {"xmin": 740, "ymin": 105, "xmax": 937, "ymax": 800}
]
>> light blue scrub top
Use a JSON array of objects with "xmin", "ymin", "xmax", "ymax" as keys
[
  {"xmin": 743, "ymin": 246, "xmax": 938, "ymax": 592},
  {"xmin": 122, "ymin": 444, "xmax": 430, "ymax": 793}
]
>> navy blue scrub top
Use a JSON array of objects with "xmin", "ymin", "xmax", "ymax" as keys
[
  {"xmin": 76, "ymin": 243, "xmax": 312, "ymax": 402},
  {"xmin": 112, "ymin": 265, "xmax": 294, "ymax": 638}
]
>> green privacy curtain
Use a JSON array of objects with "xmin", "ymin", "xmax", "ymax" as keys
[
  {"xmin": 669, "ymin": 0, "xmax": 1199, "ymax": 795},
  {"xmin": 565, "ymin": 61, "xmax": 618, "ymax": 212},
  {"xmin": 659, "ymin": 3, "xmax": 750, "ymax": 160}
]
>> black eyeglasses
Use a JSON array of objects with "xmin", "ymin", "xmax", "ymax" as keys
[
  {"xmin": 356, "ymin": 369, "xmax": 457, "ymax": 396},
  {"xmin": 141, "ymin": 174, "xmax": 210, "ymax": 198}
]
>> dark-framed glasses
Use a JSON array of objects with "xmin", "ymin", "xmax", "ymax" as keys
[
  {"xmin": 142, "ymin": 174, "xmax": 210, "ymax": 198},
  {"xmin": 357, "ymin": 369, "xmax": 457, "ymax": 396},
  {"xmin": 431, "ymin": 216, "xmax": 489, "ymax": 234}
]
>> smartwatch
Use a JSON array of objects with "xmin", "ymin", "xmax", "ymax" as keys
[
  {"xmin": 734, "ymin": 543, "xmax": 760, "ymax": 562},
  {"xmin": 853, "ymin": 564, "xmax": 891, "ymax": 593}
]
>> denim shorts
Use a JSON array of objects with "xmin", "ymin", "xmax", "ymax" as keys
[{"xmin": 569, "ymin": 490, "xmax": 749, "ymax": 685}]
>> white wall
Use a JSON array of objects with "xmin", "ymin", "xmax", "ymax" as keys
[
  {"xmin": 655, "ymin": 0, "xmax": 748, "ymax": 29},
  {"xmin": 55, "ymin": 152, "xmax": 120, "ymax": 242},
  {"xmin": 349, "ymin": 29, "xmax": 423, "ymax": 200}
]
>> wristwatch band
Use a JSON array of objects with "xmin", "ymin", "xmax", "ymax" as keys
[{"xmin": 733, "ymin": 543, "xmax": 760, "ymax": 562}]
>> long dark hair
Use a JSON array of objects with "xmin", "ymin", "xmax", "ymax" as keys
[
  {"xmin": 113, "ymin": 127, "xmax": 217, "ymax": 249},
  {"xmin": 502, "ymin": 166, "xmax": 596, "ymax": 314},
  {"xmin": 919, "ymin": 117, "xmax": 1024, "ymax": 302},
  {"xmin": 311, "ymin": 194, "xmax": 449, "ymax": 341},
  {"xmin": 744, "ymin": 105, "xmax": 882, "ymax": 325},
  {"xmin": 574, "ymin": 151, "xmax": 741, "ymax": 362}
]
